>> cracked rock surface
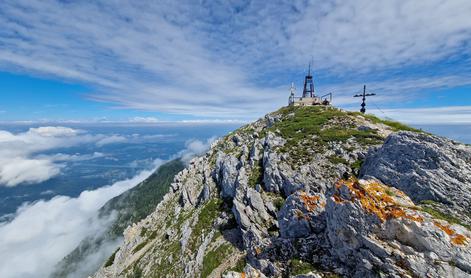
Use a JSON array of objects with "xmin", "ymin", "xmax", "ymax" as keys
[{"xmin": 91, "ymin": 106, "xmax": 471, "ymax": 278}]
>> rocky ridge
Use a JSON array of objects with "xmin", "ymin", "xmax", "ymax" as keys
[{"xmin": 92, "ymin": 106, "xmax": 471, "ymax": 278}]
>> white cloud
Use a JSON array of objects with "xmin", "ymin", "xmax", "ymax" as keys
[
  {"xmin": 366, "ymin": 106, "xmax": 471, "ymax": 124},
  {"xmin": 128, "ymin": 117, "xmax": 159, "ymax": 123},
  {"xmin": 0, "ymin": 160, "xmax": 162, "ymax": 278},
  {"xmin": 95, "ymin": 135, "xmax": 127, "ymax": 147},
  {"xmin": 37, "ymin": 152, "xmax": 105, "ymax": 162},
  {"xmin": 177, "ymin": 137, "xmax": 216, "ymax": 163},
  {"xmin": 27, "ymin": 126, "xmax": 82, "ymax": 137},
  {"xmin": 2, "ymin": 1, "xmax": 469, "ymax": 120},
  {"xmin": 0, "ymin": 158, "xmax": 62, "ymax": 187},
  {"xmin": 0, "ymin": 127, "xmax": 132, "ymax": 187},
  {"xmin": 285, "ymin": 1, "xmax": 471, "ymax": 72}
]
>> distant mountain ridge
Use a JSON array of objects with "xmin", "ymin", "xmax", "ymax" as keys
[
  {"xmin": 52, "ymin": 159, "xmax": 185, "ymax": 278},
  {"xmin": 88, "ymin": 106, "xmax": 471, "ymax": 277}
]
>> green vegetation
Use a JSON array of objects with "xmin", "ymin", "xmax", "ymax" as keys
[
  {"xmin": 272, "ymin": 196, "xmax": 285, "ymax": 210},
  {"xmin": 201, "ymin": 243, "xmax": 234, "ymax": 277},
  {"xmin": 188, "ymin": 198, "xmax": 224, "ymax": 251},
  {"xmin": 271, "ymin": 106, "xmax": 349, "ymax": 144},
  {"xmin": 351, "ymin": 159, "xmax": 363, "ymax": 175},
  {"xmin": 133, "ymin": 240, "xmax": 149, "ymax": 254},
  {"xmin": 362, "ymin": 114, "xmax": 423, "ymax": 133},
  {"xmin": 104, "ymin": 248, "xmax": 119, "ymax": 267},
  {"xmin": 102, "ymin": 159, "xmax": 186, "ymax": 237},
  {"xmin": 248, "ymin": 160, "xmax": 264, "ymax": 187},
  {"xmin": 328, "ymin": 155, "xmax": 348, "ymax": 165},
  {"xmin": 227, "ymin": 256, "xmax": 246, "ymax": 273},
  {"xmin": 130, "ymin": 265, "xmax": 143, "ymax": 278},
  {"xmin": 148, "ymin": 230, "xmax": 157, "ymax": 240},
  {"xmin": 52, "ymin": 159, "xmax": 185, "ymax": 278},
  {"xmin": 289, "ymin": 259, "xmax": 316, "ymax": 275},
  {"xmin": 148, "ymin": 239, "xmax": 183, "ymax": 276},
  {"xmin": 419, "ymin": 201, "xmax": 471, "ymax": 230},
  {"xmin": 139, "ymin": 227, "xmax": 147, "ymax": 237},
  {"xmin": 265, "ymin": 192, "xmax": 285, "ymax": 210},
  {"xmin": 267, "ymin": 106, "xmax": 386, "ymax": 165}
]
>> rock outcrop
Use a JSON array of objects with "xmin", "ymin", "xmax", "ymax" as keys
[
  {"xmin": 327, "ymin": 178, "xmax": 471, "ymax": 277},
  {"xmin": 361, "ymin": 131, "xmax": 471, "ymax": 227},
  {"xmin": 91, "ymin": 106, "xmax": 471, "ymax": 278}
]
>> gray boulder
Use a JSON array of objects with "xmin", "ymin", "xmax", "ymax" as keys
[
  {"xmin": 361, "ymin": 131, "xmax": 471, "ymax": 209},
  {"xmin": 215, "ymin": 152, "xmax": 241, "ymax": 198},
  {"xmin": 326, "ymin": 178, "xmax": 471, "ymax": 277},
  {"xmin": 278, "ymin": 192, "xmax": 326, "ymax": 238}
]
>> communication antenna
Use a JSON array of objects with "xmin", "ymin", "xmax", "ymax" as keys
[
  {"xmin": 289, "ymin": 82, "xmax": 296, "ymax": 105},
  {"xmin": 302, "ymin": 62, "xmax": 315, "ymax": 98},
  {"xmin": 353, "ymin": 85, "xmax": 376, "ymax": 114}
]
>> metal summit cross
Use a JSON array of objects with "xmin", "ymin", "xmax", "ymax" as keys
[{"xmin": 353, "ymin": 85, "xmax": 376, "ymax": 114}]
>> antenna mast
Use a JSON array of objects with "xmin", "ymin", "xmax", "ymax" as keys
[
  {"xmin": 353, "ymin": 85, "xmax": 376, "ymax": 113},
  {"xmin": 302, "ymin": 63, "xmax": 315, "ymax": 98},
  {"xmin": 288, "ymin": 82, "xmax": 296, "ymax": 105}
]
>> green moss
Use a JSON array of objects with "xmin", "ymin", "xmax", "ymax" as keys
[
  {"xmin": 385, "ymin": 189, "xmax": 394, "ymax": 196},
  {"xmin": 419, "ymin": 201, "xmax": 471, "ymax": 230},
  {"xmin": 328, "ymin": 155, "xmax": 348, "ymax": 165},
  {"xmin": 289, "ymin": 259, "xmax": 316, "ymax": 275},
  {"xmin": 352, "ymin": 159, "xmax": 363, "ymax": 173},
  {"xmin": 148, "ymin": 230, "xmax": 157, "ymax": 240},
  {"xmin": 268, "ymin": 106, "xmax": 346, "ymax": 143},
  {"xmin": 248, "ymin": 160, "xmax": 264, "ymax": 188},
  {"xmin": 272, "ymin": 197, "xmax": 285, "ymax": 210},
  {"xmin": 227, "ymin": 256, "xmax": 246, "ymax": 273},
  {"xmin": 362, "ymin": 114, "xmax": 423, "ymax": 133},
  {"xmin": 133, "ymin": 240, "xmax": 148, "ymax": 254},
  {"xmin": 104, "ymin": 248, "xmax": 119, "ymax": 267},
  {"xmin": 188, "ymin": 198, "xmax": 224, "ymax": 251},
  {"xmin": 266, "ymin": 106, "xmax": 386, "ymax": 167},
  {"xmin": 201, "ymin": 243, "xmax": 233, "ymax": 277},
  {"xmin": 147, "ymin": 238, "xmax": 183, "ymax": 277},
  {"xmin": 130, "ymin": 265, "xmax": 143, "ymax": 278},
  {"xmin": 139, "ymin": 227, "xmax": 147, "ymax": 237}
]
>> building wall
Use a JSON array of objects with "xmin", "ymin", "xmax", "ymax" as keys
[{"xmin": 290, "ymin": 97, "xmax": 322, "ymax": 106}]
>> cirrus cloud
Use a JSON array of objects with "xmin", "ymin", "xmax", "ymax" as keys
[{"xmin": 0, "ymin": 1, "xmax": 470, "ymax": 120}]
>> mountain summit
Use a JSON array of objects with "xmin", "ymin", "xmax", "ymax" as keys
[{"xmin": 92, "ymin": 106, "xmax": 471, "ymax": 278}]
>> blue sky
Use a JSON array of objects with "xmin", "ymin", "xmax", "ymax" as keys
[{"xmin": 0, "ymin": 0, "xmax": 471, "ymax": 123}]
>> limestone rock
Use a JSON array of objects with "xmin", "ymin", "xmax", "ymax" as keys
[
  {"xmin": 326, "ymin": 178, "xmax": 471, "ymax": 277},
  {"xmin": 361, "ymin": 131, "xmax": 471, "ymax": 210},
  {"xmin": 91, "ymin": 107, "xmax": 471, "ymax": 278},
  {"xmin": 215, "ymin": 152, "xmax": 241, "ymax": 198},
  {"xmin": 278, "ymin": 192, "xmax": 326, "ymax": 238}
]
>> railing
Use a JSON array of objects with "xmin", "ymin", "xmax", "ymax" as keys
[{"xmin": 321, "ymin": 93, "xmax": 333, "ymax": 103}]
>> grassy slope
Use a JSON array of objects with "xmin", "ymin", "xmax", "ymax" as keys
[{"xmin": 52, "ymin": 159, "xmax": 185, "ymax": 278}]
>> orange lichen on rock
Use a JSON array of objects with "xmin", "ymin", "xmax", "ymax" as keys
[
  {"xmin": 299, "ymin": 192, "xmax": 323, "ymax": 211},
  {"xmin": 333, "ymin": 194, "xmax": 344, "ymax": 204},
  {"xmin": 241, "ymin": 272, "xmax": 246, "ymax": 278},
  {"xmin": 333, "ymin": 178, "xmax": 423, "ymax": 223},
  {"xmin": 452, "ymin": 234, "xmax": 468, "ymax": 245},
  {"xmin": 434, "ymin": 221, "xmax": 469, "ymax": 246}
]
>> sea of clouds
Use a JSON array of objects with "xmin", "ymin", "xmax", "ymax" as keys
[
  {"xmin": 0, "ymin": 126, "xmax": 127, "ymax": 187},
  {"xmin": 0, "ymin": 126, "xmax": 214, "ymax": 278}
]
